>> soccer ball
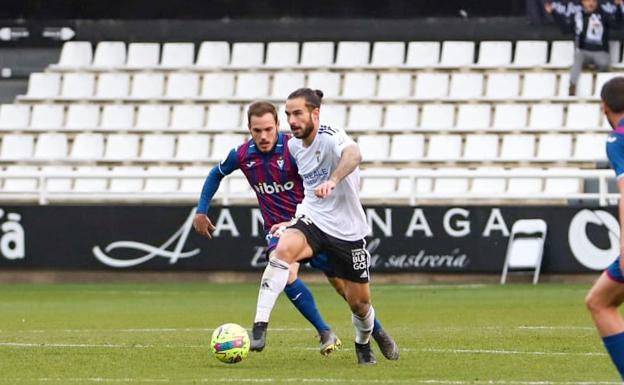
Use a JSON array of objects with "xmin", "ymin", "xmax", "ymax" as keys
[{"xmin": 210, "ymin": 323, "xmax": 250, "ymax": 364}]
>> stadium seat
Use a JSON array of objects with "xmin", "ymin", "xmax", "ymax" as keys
[
  {"xmin": 358, "ymin": 135, "xmax": 390, "ymax": 161},
  {"xmin": 235, "ymin": 73, "xmax": 270, "ymax": 99},
  {"xmin": 377, "ymin": 73, "xmax": 412, "ymax": 99},
  {"xmin": 405, "ymin": 41, "xmax": 440, "ymax": 67},
  {"xmin": 536, "ymin": 134, "xmax": 572, "ymax": 161},
  {"xmin": 230, "ymin": 42, "xmax": 264, "ymax": 67},
  {"xmin": 1, "ymin": 134, "xmax": 34, "ymax": 160},
  {"xmin": 109, "ymin": 166, "xmax": 144, "ymax": 192},
  {"xmin": 171, "ymin": 105, "xmax": 205, "ymax": 131},
  {"xmin": 341, "ymin": 73, "xmax": 376, "ymax": 99},
  {"xmin": 335, "ymin": 41, "xmax": 370, "ymax": 67},
  {"xmin": 420, "ymin": 104, "xmax": 454, "ymax": 130},
  {"xmin": 73, "ymin": 166, "xmax": 108, "ymax": 192},
  {"xmin": 470, "ymin": 167, "xmax": 506, "ymax": 194},
  {"xmin": 477, "ymin": 41, "xmax": 512, "ymax": 67},
  {"xmin": 456, "ymin": 104, "xmax": 491, "ymax": 131},
  {"xmin": 96, "ymin": 73, "xmax": 130, "ymax": 99},
  {"xmin": 558, "ymin": 73, "xmax": 593, "ymax": 97},
  {"xmin": 104, "ymin": 134, "xmax": 139, "ymax": 160},
  {"xmin": 507, "ymin": 168, "xmax": 543, "ymax": 193},
  {"xmin": 135, "ymin": 105, "xmax": 170, "ymax": 131},
  {"xmin": 265, "ymin": 42, "xmax": 300, "ymax": 67},
  {"xmin": 485, "ymin": 73, "xmax": 520, "ymax": 100},
  {"xmin": 528, "ymin": 104, "xmax": 564, "ymax": 131},
  {"xmin": 33, "ymin": 133, "xmax": 68, "ymax": 160},
  {"xmin": 544, "ymin": 167, "xmax": 581, "ymax": 194},
  {"xmin": 307, "ymin": 72, "xmax": 341, "ymax": 98},
  {"xmin": 565, "ymin": 103, "xmax": 600, "ymax": 131},
  {"xmin": 573, "ymin": 133, "xmax": 607, "ymax": 161},
  {"xmin": 493, "ymin": 104, "xmax": 528, "ymax": 131},
  {"xmin": 300, "ymin": 42, "xmax": 335, "ymax": 66},
  {"xmin": 140, "ymin": 134, "xmax": 176, "ymax": 161},
  {"xmin": 211, "ymin": 134, "xmax": 245, "ymax": 160},
  {"xmin": 433, "ymin": 168, "xmax": 469, "ymax": 194},
  {"xmin": 56, "ymin": 41, "xmax": 93, "ymax": 68},
  {"xmin": 319, "ymin": 104, "xmax": 347, "ymax": 128},
  {"xmin": 228, "ymin": 170, "xmax": 254, "ymax": 198},
  {"xmin": 383, "ymin": 104, "xmax": 418, "ymax": 131},
  {"xmin": 463, "ymin": 134, "xmax": 499, "ymax": 161},
  {"xmin": 271, "ymin": 72, "xmax": 306, "ymax": 99},
  {"xmin": 100, "ymin": 105, "xmax": 134, "ymax": 131},
  {"xmin": 414, "ymin": 73, "xmax": 449, "ymax": 99},
  {"xmin": 360, "ymin": 167, "xmax": 396, "ymax": 195},
  {"xmin": 397, "ymin": 176, "xmax": 432, "ymax": 195},
  {"xmin": 196, "ymin": 41, "xmax": 230, "ymax": 67},
  {"xmin": 160, "ymin": 42, "xmax": 195, "ymax": 68},
  {"xmin": 42, "ymin": 165, "xmax": 73, "ymax": 192},
  {"xmin": 3, "ymin": 165, "xmax": 38, "ymax": 192},
  {"xmin": 449, "ymin": 73, "xmax": 483, "ymax": 99},
  {"xmin": 201, "ymin": 72, "xmax": 235, "ymax": 99},
  {"xmin": 499, "ymin": 134, "xmax": 536, "ymax": 161},
  {"xmin": 61, "ymin": 73, "xmax": 95, "ymax": 99},
  {"xmin": 389, "ymin": 134, "xmax": 425, "ymax": 161},
  {"xmin": 165, "ymin": 73, "xmax": 200, "ymax": 99},
  {"xmin": 92, "ymin": 41, "xmax": 126, "ymax": 68},
  {"xmin": 548, "ymin": 41, "xmax": 574, "ymax": 67},
  {"xmin": 25, "ymin": 73, "xmax": 61, "ymax": 98},
  {"xmin": 29, "ymin": 104, "xmax": 64, "ymax": 130},
  {"xmin": 347, "ymin": 104, "xmax": 383, "ymax": 132},
  {"xmin": 65, "ymin": 104, "xmax": 99, "ymax": 130},
  {"xmin": 0, "ymin": 104, "xmax": 30, "ymax": 130},
  {"xmin": 180, "ymin": 166, "xmax": 208, "ymax": 193},
  {"xmin": 130, "ymin": 73, "xmax": 165, "ymax": 99},
  {"xmin": 513, "ymin": 40, "xmax": 548, "ymax": 67},
  {"xmin": 206, "ymin": 104, "xmax": 241, "ymax": 131},
  {"xmin": 175, "ymin": 134, "xmax": 211, "ymax": 161},
  {"xmin": 70, "ymin": 133, "xmax": 104, "ymax": 160},
  {"xmin": 370, "ymin": 41, "xmax": 405, "ymax": 67},
  {"xmin": 125, "ymin": 43, "xmax": 160, "ymax": 68},
  {"xmin": 522, "ymin": 73, "xmax": 557, "ymax": 99},
  {"xmin": 594, "ymin": 72, "xmax": 624, "ymax": 97},
  {"xmin": 439, "ymin": 41, "xmax": 475, "ymax": 67},
  {"xmin": 426, "ymin": 134, "xmax": 462, "ymax": 161}
]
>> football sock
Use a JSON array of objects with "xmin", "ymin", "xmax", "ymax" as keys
[
  {"xmin": 602, "ymin": 331, "xmax": 624, "ymax": 379},
  {"xmin": 373, "ymin": 318, "xmax": 382, "ymax": 333},
  {"xmin": 352, "ymin": 305, "xmax": 375, "ymax": 344},
  {"xmin": 254, "ymin": 257, "xmax": 290, "ymax": 324},
  {"xmin": 284, "ymin": 278, "xmax": 331, "ymax": 333}
]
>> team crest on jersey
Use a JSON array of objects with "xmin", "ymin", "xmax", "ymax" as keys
[
  {"xmin": 276, "ymin": 157, "xmax": 284, "ymax": 170},
  {"xmin": 315, "ymin": 151, "xmax": 321, "ymax": 163}
]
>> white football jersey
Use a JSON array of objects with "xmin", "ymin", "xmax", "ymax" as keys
[{"xmin": 288, "ymin": 124, "xmax": 368, "ymax": 241}]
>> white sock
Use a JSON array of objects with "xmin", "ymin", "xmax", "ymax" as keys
[
  {"xmin": 254, "ymin": 257, "xmax": 290, "ymax": 323},
  {"xmin": 352, "ymin": 305, "xmax": 375, "ymax": 344}
]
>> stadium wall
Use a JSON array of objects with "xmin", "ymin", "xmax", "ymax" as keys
[{"xmin": 0, "ymin": 205, "xmax": 615, "ymax": 274}]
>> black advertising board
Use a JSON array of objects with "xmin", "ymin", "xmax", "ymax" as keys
[{"xmin": 0, "ymin": 205, "xmax": 618, "ymax": 274}]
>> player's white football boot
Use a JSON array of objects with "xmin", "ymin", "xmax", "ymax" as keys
[{"xmin": 319, "ymin": 330, "xmax": 342, "ymax": 356}]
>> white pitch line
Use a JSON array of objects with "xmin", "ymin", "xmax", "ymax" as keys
[
  {"xmin": 517, "ymin": 326, "xmax": 594, "ymax": 331},
  {"xmin": 0, "ymin": 327, "xmax": 313, "ymax": 334},
  {"xmin": 420, "ymin": 348, "xmax": 606, "ymax": 357}
]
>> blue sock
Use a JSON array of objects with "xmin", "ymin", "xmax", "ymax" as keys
[
  {"xmin": 373, "ymin": 318, "xmax": 382, "ymax": 333},
  {"xmin": 284, "ymin": 279, "xmax": 331, "ymax": 333},
  {"xmin": 603, "ymin": 331, "xmax": 624, "ymax": 380}
]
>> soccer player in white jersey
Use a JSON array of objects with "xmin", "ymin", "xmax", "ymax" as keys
[{"xmin": 250, "ymin": 88, "xmax": 397, "ymax": 364}]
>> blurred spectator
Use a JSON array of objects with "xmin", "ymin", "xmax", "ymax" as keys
[
  {"xmin": 545, "ymin": 0, "xmax": 624, "ymax": 95},
  {"xmin": 527, "ymin": 0, "xmax": 551, "ymax": 25}
]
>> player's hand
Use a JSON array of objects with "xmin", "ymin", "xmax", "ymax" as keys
[
  {"xmin": 193, "ymin": 214, "xmax": 216, "ymax": 239},
  {"xmin": 270, "ymin": 221, "xmax": 290, "ymax": 235},
  {"xmin": 314, "ymin": 180, "xmax": 336, "ymax": 198},
  {"xmin": 616, "ymin": 0, "xmax": 623, "ymax": 6},
  {"xmin": 544, "ymin": 2, "xmax": 553, "ymax": 14}
]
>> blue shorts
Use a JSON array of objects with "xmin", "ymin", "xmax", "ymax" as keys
[
  {"xmin": 265, "ymin": 233, "xmax": 336, "ymax": 278},
  {"xmin": 606, "ymin": 256, "xmax": 624, "ymax": 283}
]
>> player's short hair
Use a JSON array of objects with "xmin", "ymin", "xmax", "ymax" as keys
[
  {"xmin": 601, "ymin": 77, "xmax": 624, "ymax": 113},
  {"xmin": 247, "ymin": 101, "xmax": 278, "ymax": 126},
  {"xmin": 287, "ymin": 88, "xmax": 324, "ymax": 110}
]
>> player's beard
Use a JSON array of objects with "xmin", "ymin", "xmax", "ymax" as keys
[{"xmin": 291, "ymin": 118, "xmax": 315, "ymax": 140}]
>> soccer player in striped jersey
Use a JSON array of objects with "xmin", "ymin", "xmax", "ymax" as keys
[
  {"xmin": 585, "ymin": 77, "xmax": 624, "ymax": 380},
  {"xmin": 193, "ymin": 101, "xmax": 397, "ymax": 358}
]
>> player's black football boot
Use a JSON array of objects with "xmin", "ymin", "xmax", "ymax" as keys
[
  {"xmin": 372, "ymin": 327, "xmax": 400, "ymax": 360},
  {"xmin": 250, "ymin": 322, "xmax": 268, "ymax": 352},
  {"xmin": 354, "ymin": 342, "xmax": 377, "ymax": 365}
]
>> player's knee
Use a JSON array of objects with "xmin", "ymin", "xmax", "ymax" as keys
[
  {"xmin": 585, "ymin": 291, "xmax": 606, "ymax": 314},
  {"xmin": 274, "ymin": 243, "xmax": 297, "ymax": 263},
  {"xmin": 349, "ymin": 299, "xmax": 371, "ymax": 318}
]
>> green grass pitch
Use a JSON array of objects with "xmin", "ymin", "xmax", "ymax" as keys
[{"xmin": 0, "ymin": 282, "xmax": 620, "ymax": 385}]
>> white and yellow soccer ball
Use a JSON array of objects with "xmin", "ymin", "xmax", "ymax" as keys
[{"xmin": 210, "ymin": 323, "xmax": 250, "ymax": 364}]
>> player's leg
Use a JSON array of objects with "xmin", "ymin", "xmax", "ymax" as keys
[
  {"xmin": 569, "ymin": 49, "xmax": 585, "ymax": 96},
  {"xmin": 342, "ymin": 280, "xmax": 377, "ymax": 365},
  {"xmin": 585, "ymin": 260, "xmax": 624, "ymax": 379}
]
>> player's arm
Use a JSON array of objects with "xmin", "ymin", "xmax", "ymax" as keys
[
  {"xmin": 315, "ymin": 140, "xmax": 362, "ymax": 199},
  {"xmin": 193, "ymin": 148, "xmax": 240, "ymax": 239},
  {"xmin": 618, "ymin": 177, "xmax": 624, "ymax": 271}
]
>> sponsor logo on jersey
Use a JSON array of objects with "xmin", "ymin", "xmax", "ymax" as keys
[
  {"xmin": 253, "ymin": 181, "xmax": 295, "ymax": 194},
  {"xmin": 245, "ymin": 161, "xmax": 257, "ymax": 168}
]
